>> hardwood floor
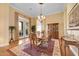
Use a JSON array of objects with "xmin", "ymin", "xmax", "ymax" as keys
[
  {"xmin": 0, "ymin": 46, "xmax": 16, "ymax": 56},
  {"xmin": 0, "ymin": 38, "xmax": 74, "ymax": 56},
  {"xmin": 59, "ymin": 38, "xmax": 74, "ymax": 56},
  {"xmin": 60, "ymin": 45, "xmax": 73, "ymax": 56},
  {"xmin": 0, "ymin": 38, "xmax": 29, "ymax": 56}
]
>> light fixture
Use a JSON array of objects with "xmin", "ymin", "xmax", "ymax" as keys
[{"xmin": 38, "ymin": 3, "xmax": 45, "ymax": 21}]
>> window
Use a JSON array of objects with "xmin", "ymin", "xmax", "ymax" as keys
[
  {"xmin": 18, "ymin": 16, "xmax": 29, "ymax": 38},
  {"xmin": 19, "ymin": 21, "xmax": 23, "ymax": 36},
  {"xmin": 36, "ymin": 19, "xmax": 42, "ymax": 32}
]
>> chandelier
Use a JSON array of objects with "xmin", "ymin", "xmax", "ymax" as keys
[{"xmin": 38, "ymin": 3, "xmax": 45, "ymax": 21}]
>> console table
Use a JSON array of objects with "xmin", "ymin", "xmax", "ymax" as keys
[{"xmin": 61, "ymin": 37, "xmax": 79, "ymax": 56}]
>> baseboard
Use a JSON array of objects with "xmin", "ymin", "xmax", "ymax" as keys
[{"xmin": 0, "ymin": 43, "xmax": 9, "ymax": 47}]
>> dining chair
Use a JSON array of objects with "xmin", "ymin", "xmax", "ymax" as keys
[
  {"xmin": 29, "ymin": 32, "xmax": 37, "ymax": 49},
  {"xmin": 37, "ymin": 32, "xmax": 53, "ymax": 55}
]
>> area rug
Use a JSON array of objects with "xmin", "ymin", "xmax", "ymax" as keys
[
  {"xmin": 22, "ymin": 44, "xmax": 41, "ymax": 56},
  {"xmin": 9, "ymin": 39, "xmax": 61, "ymax": 56},
  {"xmin": 22, "ymin": 41, "xmax": 54, "ymax": 56}
]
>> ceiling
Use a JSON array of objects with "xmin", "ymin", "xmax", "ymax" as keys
[{"xmin": 10, "ymin": 3, "xmax": 65, "ymax": 17}]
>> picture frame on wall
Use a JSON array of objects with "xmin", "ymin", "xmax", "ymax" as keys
[{"xmin": 68, "ymin": 4, "xmax": 79, "ymax": 30}]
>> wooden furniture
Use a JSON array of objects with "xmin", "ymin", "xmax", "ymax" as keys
[
  {"xmin": 36, "ymin": 31, "xmax": 47, "ymax": 46},
  {"xmin": 9, "ymin": 26, "xmax": 15, "ymax": 44},
  {"xmin": 29, "ymin": 32, "xmax": 43, "ymax": 48},
  {"xmin": 29, "ymin": 32, "xmax": 37, "ymax": 48},
  {"xmin": 61, "ymin": 36, "xmax": 79, "ymax": 56},
  {"xmin": 40, "ymin": 31, "xmax": 47, "ymax": 45},
  {"xmin": 48, "ymin": 23, "xmax": 59, "ymax": 39},
  {"xmin": 47, "ymin": 33, "xmax": 54, "ymax": 55},
  {"xmin": 37, "ymin": 33, "xmax": 54, "ymax": 55}
]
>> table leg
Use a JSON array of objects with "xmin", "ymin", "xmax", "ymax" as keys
[{"xmin": 78, "ymin": 48, "xmax": 79, "ymax": 56}]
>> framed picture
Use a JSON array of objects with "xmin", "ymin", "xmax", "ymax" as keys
[{"xmin": 68, "ymin": 4, "xmax": 79, "ymax": 30}]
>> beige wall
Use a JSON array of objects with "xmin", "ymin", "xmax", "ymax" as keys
[
  {"xmin": 30, "ymin": 17, "xmax": 36, "ymax": 32},
  {"xmin": 64, "ymin": 3, "xmax": 76, "ymax": 35},
  {"xmin": 64, "ymin": 3, "xmax": 77, "ymax": 32},
  {"xmin": 46, "ymin": 12, "xmax": 64, "ymax": 38},
  {"xmin": 0, "ymin": 4, "xmax": 32, "ymax": 47},
  {"xmin": 64, "ymin": 4, "xmax": 68, "ymax": 35},
  {"xmin": 64, "ymin": 3, "xmax": 79, "ymax": 55},
  {"xmin": 9, "ymin": 6, "xmax": 15, "ymax": 26},
  {"xmin": 9, "ymin": 6, "xmax": 31, "ymax": 38},
  {"xmin": 66, "ymin": 3, "xmax": 76, "ymax": 31},
  {"xmin": 64, "ymin": 3, "xmax": 79, "ymax": 40},
  {"xmin": 31, "ymin": 17, "xmax": 36, "ymax": 26},
  {"xmin": 0, "ymin": 4, "xmax": 10, "ymax": 46},
  {"xmin": 9, "ymin": 5, "xmax": 31, "ymax": 26},
  {"xmin": 66, "ymin": 3, "xmax": 76, "ymax": 15}
]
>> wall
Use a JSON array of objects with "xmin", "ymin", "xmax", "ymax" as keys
[
  {"xmin": 9, "ymin": 5, "xmax": 31, "ymax": 26},
  {"xmin": 64, "ymin": 3, "xmax": 76, "ymax": 33},
  {"xmin": 0, "ymin": 4, "xmax": 32, "ymax": 47},
  {"xmin": 9, "ymin": 5, "xmax": 15, "ymax": 26},
  {"xmin": 46, "ymin": 12, "xmax": 64, "ymax": 38},
  {"xmin": 31, "ymin": 17, "xmax": 36, "ymax": 26},
  {"xmin": 0, "ymin": 4, "xmax": 10, "ymax": 47},
  {"xmin": 18, "ymin": 16, "xmax": 29, "ymax": 38},
  {"xmin": 9, "ymin": 5, "xmax": 32, "ymax": 39},
  {"xmin": 64, "ymin": 3, "xmax": 79, "ymax": 56},
  {"xmin": 66, "ymin": 3, "xmax": 76, "ymax": 15},
  {"xmin": 64, "ymin": 3, "xmax": 79, "ymax": 40},
  {"xmin": 30, "ymin": 17, "xmax": 36, "ymax": 32}
]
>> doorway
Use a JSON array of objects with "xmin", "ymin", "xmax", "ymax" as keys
[{"xmin": 48, "ymin": 23, "xmax": 59, "ymax": 39}]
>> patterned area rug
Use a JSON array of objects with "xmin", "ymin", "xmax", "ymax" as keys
[
  {"xmin": 22, "ymin": 44, "xmax": 41, "ymax": 56},
  {"xmin": 9, "ymin": 39, "xmax": 61, "ymax": 56},
  {"xmin": 22, "ymin": 41, "xmax": 54, "ymax": 56}
]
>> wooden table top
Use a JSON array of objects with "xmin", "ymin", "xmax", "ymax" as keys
[{"xmin": 63, "ymin": 36, "xmax": 79, "ymax": 47}]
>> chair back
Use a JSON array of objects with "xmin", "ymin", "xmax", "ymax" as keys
[
  {"xmin": 30, "ymin": 32, "xmax": 37, "ymax": 41},
  {"xmin": 41, "ymin": 31, "xmax": 46, "ymax": 40},
  {"xmin": 29, "ymin": 32, "xmax": 37, "ymax": 46}
]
